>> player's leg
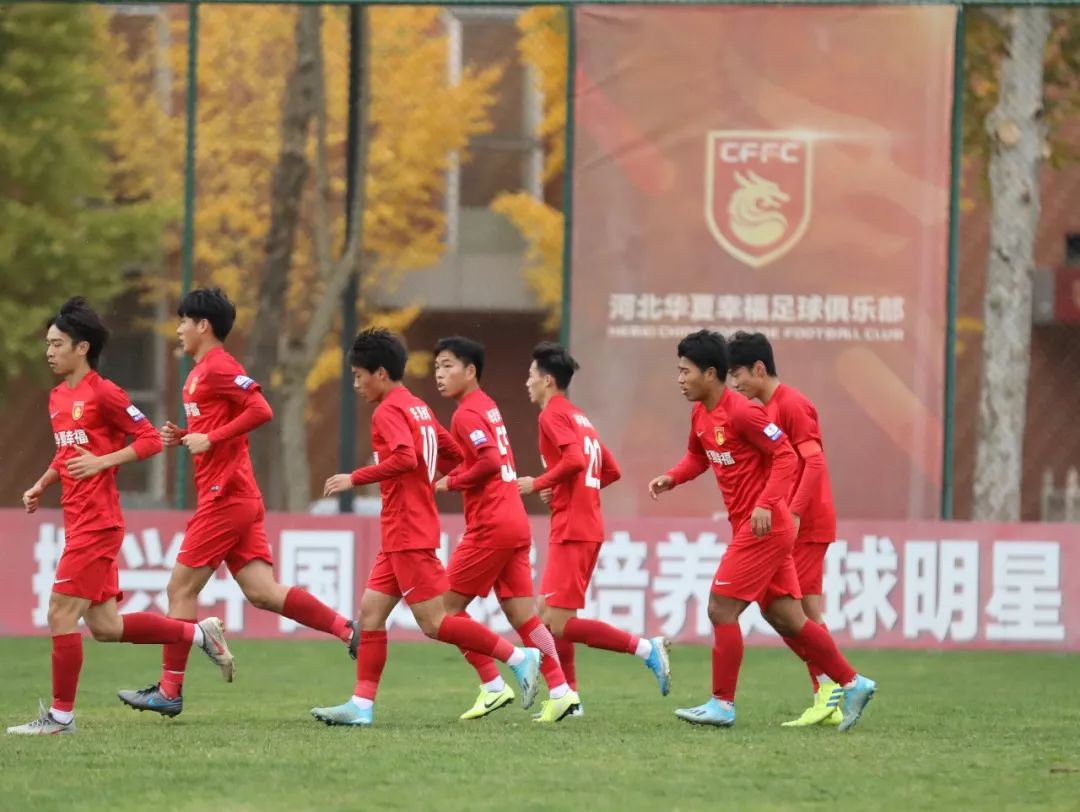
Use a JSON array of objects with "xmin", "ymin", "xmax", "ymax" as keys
[
  {"xmin": 502, "ymin": 596, "xmax": 579, "ymax": 722},
  {"xmin": 542, "ymin": 542, "xmax": 671, "ymax": 696},
  {"xmin": 311, "ymin": 585, "xmax": 397, "ymax": 727},
  {"xmin": 674, "ymin": 591, "xmax": 746, "ymax": 728},
  {"xmin": 229, "ymin": 508, "xmax": 355, "ymax": 653}
]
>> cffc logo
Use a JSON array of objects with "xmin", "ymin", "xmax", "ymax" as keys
[{"xmin": 705, "ymin": 131, "xmax": 812, "ymax": 268}]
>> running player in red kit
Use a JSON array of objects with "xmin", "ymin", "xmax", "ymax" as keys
[
  {"xmin": 649, "ymin": 330, "xmax": 875, "ymax": 731},
  {"xmin": 119, "ymin": 289, "xmax": 355, "ymax": 717},
  {"xmin": 727, "ymin": 331, "xmax": 847, "ymax": 726},
  {"xmin": 310, "ymin": 329, "xmax": 541, "ymax": 727},
  {"xmin": 517, "ymin": 342, "xmax": 671, "ymax": 709},
  {"xmin": 7, "ymin": 298, "xmax": 233, "ymax": 736},
  {"xmin": 432, "ymin": 336, "xmax": 579, "ymax": 723}
]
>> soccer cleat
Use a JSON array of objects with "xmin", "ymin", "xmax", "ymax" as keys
[
  {"xmin": 509, "ymin": 647, "xmax": 542, "ymax": 710},
  {"xmin": 311, "ymin": 700, "xmax": 373, "ymax": 727},
  {"xmin": 459, "ymin": 685, "xmax": 515, "ymax": 720},
  {"xmin": 643, "ymin": 636, "xmax": 672, "ymax": 696},
  {"xmin": 568, "ymin": 702, "xmax": 584, "ymax": 718},
  {"xmin": 346, "ymin": 619, "xmax": 360, "ymax": 661},
  {"xmin": 675, "ymin": 698, "xmax": 736, "ymax": 728},
  {"xmin": 838, "ymin": 675, "xmax": 876, "ymax": 732},
  {"xmin": 533, "ymin": 690, "xmax": 581, "ymax": 724},
  {"xmin": 196, "ymin": 616, "xmax": 235, "ymax": 682},
  {"xmin": 781, "ymin": 680, "xmax": 844, "ymax": 727},
  {"xmin": 822, "ymin": 707, "xmax": 842, "ymax": 726},
  {"xmin": 117, "ymin": 684, "xmax": 184, "ymax": 718},
  {"xmin": 6, "ymin": 701, "xmax": 75, "ymax": 736}
]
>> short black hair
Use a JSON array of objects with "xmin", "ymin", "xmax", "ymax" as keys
[
  {"xmin": 177, "ymin": 287, "xmax": 236, "ymax": 341},
  {"xmin": 48, "ymin": 297, "xmax": 110, "ymax": 369},
  {"xmin": 532, "ymin": 341, "xmax": 579, "ymax": 391},
  {"xmin": 434, "ymin": 336, "xmax": 485, "ymax": 380},
  {"xmin": 350, "ymin": 327, "xmax": 407, "ymax": 381},
  {"xmin": 726, "ymin": 331, "xmax": 777, "ymax": 376},
  {"xmin": 677, "ymin": 329, "xmax": 728, "ymax": 379}
]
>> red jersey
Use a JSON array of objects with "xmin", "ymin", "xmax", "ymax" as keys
[
  {"xmin": 182, "ymin": 347, "xmax": 264, "ymax": 503},
  {"xmin": 48, "ymin": 371, "xmax": 161, "ymax": 541},
  {"xmin": 667, "ymin": 387, "xmax": 798, "ymax": 534},
  {"xmin": 366, "ymin": 386, "xmax": 457, "ymax": 552},
  {"xmin": 764, "ymin": 383, "xmax": 837, "ymax": 543},
  {"xmin": 534, "ymin": 394, "xmax": 619, "ymax": 544},
  {"xmin": 447, "ymin": 389, "xmax": 531, "ymax": 548}
]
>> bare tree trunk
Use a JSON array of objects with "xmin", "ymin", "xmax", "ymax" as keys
[
  {"xmin": 973, "ymin": 8, "xmax": 1050, "ymax": 521},
  {"xmin": 245, "ymin": 7, "xmax": 320, "ymax": 509},
  {"xmin": 279, "ymin": 8, "xmax": 371, "ymax": 512}
]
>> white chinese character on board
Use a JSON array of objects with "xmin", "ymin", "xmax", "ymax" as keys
[
  {"xmin": 796, "ymin": 295, "xmax": 825, "ymax": 323},
  {"xmin": 32, "ymin": 523, "xmax": 66, "ymax": 627},
  {"xmin": 822, "ymin": 535, "xmax": 898, "ymax": 640},
  {"xmin": 691, "ymin": 294, "xmax": 716, "ymax": 321},
  {"xmin": 662, "ymin": 294, "xmax": 692, "ymax": 322},
  {"xmin": 823, "ymin": 295, "xmax": 851, "ymax": 323},
  {"xmin": 985, "ymin": 541, "xmax": 1064, "ymax": 641},
  {"xmin": 636, "ymin": 294, "xmax": 664, "ymax": 321},
  {"xmin": 652, "ymin": 531, "xmax": 726, "ymax": 638},
  {"xmin": 851, "ymin": 295, "xmax": 878, "ymax": 324},
  {"xmin": 877, "ymin": 296, "xmax": 905, "ymax": 323},
  {"xmin": 744, "ymin": 295, "xmax": 770, "ymax": 323},
  {"xmin": 715, "ymin": 295, "xmax": 743, "ymax": 321},
  {"xmin": 740, "ymin": 601, "xmax": 779, "ymax": 638},
  {"xmin": 770, "ymin": 295, "xmax": 796, "ymax": 323},
  {"xmin": 581, "ymin": 531, "xmax": 650, "ymax": 634},
  {"xmin": 278, "ymin": 531, "xmax": 355, "ymax": 633},
  {"xmin": 903, "ymin": 540, "xmax": 979, "ymax": 642},
  {"xmin": 608, "ymin": 294, "xmax": 636, "ymax": 322}
]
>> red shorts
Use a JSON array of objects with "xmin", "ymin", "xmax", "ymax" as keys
[
  {"xmin": 53, "ymin": 529, "xmax": 125, "ymax": 605},
  {"xmin": 539, "ymin": 540, "xmax": 602, "ymax": 610},
  {"xmin": 366, "ymin": 549, "xmax": 448, "ymax": 605},
  {"xmin": 177, "ymin": 497, "xmax": 273, "ymax": 576},
  {"xmin": 447, "ymin": 542, "xmax": 534, "ymax": 600},
  {"xmin": 793, "ymin": 541, "xmax": 829, "ymax": 596},
  {"xmin": 711, "ymin": 524, "xmax": 801, "ymax": 610}
]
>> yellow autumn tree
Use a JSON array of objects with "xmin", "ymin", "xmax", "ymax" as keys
[{"xmin": 490, "ymin": 7, "xmax": 567, "ymax": 329}]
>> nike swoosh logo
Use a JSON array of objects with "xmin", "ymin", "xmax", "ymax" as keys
[
  {"xmin": 540, "ymin": 592, "xmax": 556, "ymax": 599},
  {"xmin": 714, "ymin": 580, "xmax": 730, "ymax": 586},
  {"xmin": 696, "ymin": 432, "xmax": 704, "ymax": 437},
  {"xmin": 483, "ymin": 697, "xmax": 502, "ymax": 709},
  {"xmin": 401, "ymin": 587, "xmax": 415, "ymax": 598},
  {"xmin": 50, "ymin": 412, "xmax": 60, "ymax": 419},
  {"xmin": 54, "ymin": 578, "xmax": 72, "ymax": 584}
]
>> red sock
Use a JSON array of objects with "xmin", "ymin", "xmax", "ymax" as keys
[
  {"xmin": 516, "ymin": 616, "xmax": 567, "ymax": 689},
  {"xmin": 554, "ymin": 635, "xmax": 577, "ymax": 690},
  {"xmin": 354, "ymin": 630, "xmax": 388, "ymax": 700},
  {"xmin": 794, "ymin": 620, "xmax": 856, "ymax": 686},
  {"xmin": 562, "ymin": 617, "xmax": 639, "ymax": 654},
  {"xmin": 454, "ymin": 612, "xmax": 501, "ymax": 683},
  {"xmin": 282, "ymin": 587, "xmax": 351, "ymax": 642},
  {"xmin": 711, "ymin": 623, "xmax": 743, "ymax": 702},
  {"xmin": 779, "ymin": 630, "xmax": 820, "ymax": 693},
  {"xmin": 51, "ymin": 633, "xmax": 83, "ymax": 713},
  {"xmin": 160, "ymin": 615, "xmax": 195, "ymax": 699},
  {"xmin": 121, "ymin": 613, "xmax": 195, "ymax": 645},
  {"xmin": 437, "ymin": 615, "xmax": 515, "ymax": 662}
]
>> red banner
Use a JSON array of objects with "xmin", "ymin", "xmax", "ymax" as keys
[
  {"xmin": 570, "ymin": 6, "xmax": 956, "ymax": 520},
  {"xmin": 0, "ymin": 510, "xmax": 1076, "ymax": 650}
]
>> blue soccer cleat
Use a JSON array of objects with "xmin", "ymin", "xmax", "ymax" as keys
[
  {"xmin": 838, "ymin": 675, "xmax": 876, "ymax": 732},
  {"xmin": 117, "ymin": 684, "xmax": 184, "ymax": 718},
  {"xmin": 643, "ymin": 636, "xmax": 672, "ymax": 696},
  {"xmin": 311, "ymin": 700, "xmax": 374, "ymax": 727},
  {"xmin": 509, "ymin": 647, "xmax": 542, "ymax": 710},
  {"xmin": 675, "ymin": 698, "xmax": 735, "ymax": 727}
]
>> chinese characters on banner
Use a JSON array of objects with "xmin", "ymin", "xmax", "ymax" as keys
[
  {"xmin": 570, "ymin": 6, "xmax": 955, "ymax": 521},
  {"xmin": 0, "ymin": 511, "xmax": 1075, "ymax": 650}
]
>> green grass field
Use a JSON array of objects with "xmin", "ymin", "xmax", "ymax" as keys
[{"xmin": 1, "ymin": 638, "xmax": 1078, "ymax": 811}]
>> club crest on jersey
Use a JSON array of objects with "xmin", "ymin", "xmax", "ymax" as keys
[
  {"xmin": 188, "ymin": 375, "xmax": 199, "ymax": 395},
  {"xmin": 714, "ymin": 427, "xmax": 725, "ymax": 446},
  {"xmin": 72, "ymin": 401, "xmax": 85, "ymax": 420},
  {"xmin": 705, "ymin": 131, "xmax": 812, "ymax": 268}
]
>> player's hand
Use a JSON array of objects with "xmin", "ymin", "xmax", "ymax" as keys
[
  {"xmin": 517, "ymin": 476, "xmax": 536, "ymax": 495},
  {"xmin": 538, "ymin": 487, "xmax": 553, "ymax": 506},
  {"xmin": 434, "ymin": 476, "xmax": 450, "ymax": 493},
  {"xmin": 324, "ymin": 474, "xmax": 354, "ymax": 497},
  {"xmin": 791, "ymin": 512, "xmax": 801, "ymax": 535},
  {"xmin": 750, "ymin": 506, "xmax": 773, "ymax": 537},
  {"xmin": 181, "ymin": 432, "xmax": 212, "ymax": 455},
  {"xmin": 160, "ymin": 420, "xmax": 184, "ymax": 447},
  {"xmin": 66, "ymin": 446, "xmax": 107, "ymax": 480},
  {"xmin": 22, "ymin": 484, "xmax": 44, "ymax": 514},
  {"xmin": 648, "ymin": 475, "xmax": 675, "ymax": 500}
]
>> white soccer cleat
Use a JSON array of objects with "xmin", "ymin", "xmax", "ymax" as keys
[
  {"xmin": 6, "ymin": 701, "xmax": 75, "ymax": 736},
  {"xmin": 197, "ymin": 616, "xmax": 235, "ymax": 682}
]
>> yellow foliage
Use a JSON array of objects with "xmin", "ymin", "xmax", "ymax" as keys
[{"xmin": 491, "ymin": 192, "xmax": 563, "ymax": 330}]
